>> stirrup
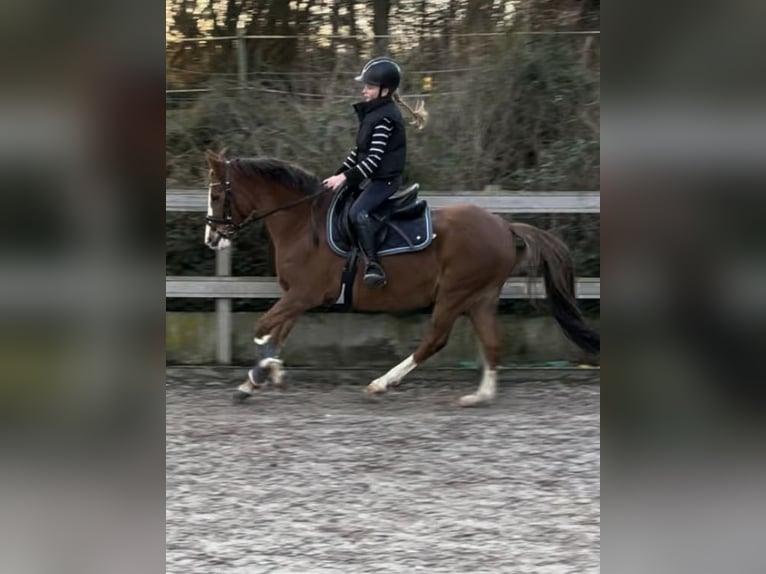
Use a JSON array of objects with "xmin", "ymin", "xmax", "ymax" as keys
[{"xmin": 363, "ymin": 263, "xmax": 387, "ymax": 288}]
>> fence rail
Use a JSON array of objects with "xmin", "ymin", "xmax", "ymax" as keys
[
  {"xmin": 167, "ymin": 276, "xmax": 601, "ymax": 299},
  {"xmin": 167, "ymin": 189, "xmax": 600, "ymax": 213},
  {"xmin": 167, "ymin": 188, "xmax": 600, "ymax": 363}
]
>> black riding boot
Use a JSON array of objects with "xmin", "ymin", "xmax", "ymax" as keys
[{"xmin": 355, "ymin": 212, "xmax": 387, "ymax": 288}]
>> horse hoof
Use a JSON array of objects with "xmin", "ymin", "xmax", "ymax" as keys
[
  {"xmin": 365, "ymin": 381, "xmax": 387, "ymax": 395},
  {"xmin": 457, "ymin": 393, "xmax": 493, "ymax": 408},
  {"xmin": 232, "ymin": 390, "xmax": 253, "ymax": 404},
  {"xmin": 231, "ymin": 382, "xmax": 260, "ymax": 405}
]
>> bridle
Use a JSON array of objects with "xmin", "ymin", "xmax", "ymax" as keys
[
  {"xmin": 206, "ymin": 159, "xmax": 332, "ymax": 244},
  {"xmin": 205, "ymin": 160, "xmax": 237, "ymax": 237}
]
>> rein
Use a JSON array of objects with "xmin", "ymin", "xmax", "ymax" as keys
[{"xmin": 206, "ymin": 159, "xmax": 332, "ymax": 246}]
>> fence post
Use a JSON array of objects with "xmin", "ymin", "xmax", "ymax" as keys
[
  {"xmin": 215, "ymin": 247, "xmax": 232, "ymax": 364},
  {"xmin": 236, "ymin": 26, "xmax": 247, "ymax": 88}
]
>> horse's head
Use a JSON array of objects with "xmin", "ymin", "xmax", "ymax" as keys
[
  {"xmin": 204, "ymin": 149, "xmax": 238, "ymax": 250},
  {"xmin": 204, "ymin": 151, "xmax": 328, "ymax": 250}
]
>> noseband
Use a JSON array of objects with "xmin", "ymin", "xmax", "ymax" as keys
[{"xmin": 205, "ymin": 160, "xmax": 237, "ymax": 238}]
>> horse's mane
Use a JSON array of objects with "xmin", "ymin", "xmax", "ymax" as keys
[{"xmin": 234, "ymin": 157, "xmax": 322, "ymax": 196}]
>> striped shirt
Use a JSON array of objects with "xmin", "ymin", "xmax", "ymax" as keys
[{"xmin": 340, "ymin": 117, "xmax": 394, "ymax": 181}]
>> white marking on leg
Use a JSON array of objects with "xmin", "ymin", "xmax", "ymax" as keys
[
  {"xmin": 258, "ymin": 357, "xmax": 282, "ymax": 368},
  {"xmin": 204, "ymin": 183, "xmax": 214, "ymax": 245},
  {"xmin": 367, "ymin": 354, "xmax": 417, "ymax": 394},
  {"xmin": 271, "ymin": 362, "xmax": 285, "ymax": 385},
  {"xmin": 238, "ymin": 373, "xmax": 257, "ymax": 395},
  {"xmin": 458, "ymin": 368, "xmax": 497, "ymax": 407},
  {"xmin": 478, "ymin": 369, "xmax": 497, "ymax": 398},
  {"xmin": 254, "ymin": 334, "xmax": 272, "ymax": 345},
  {"xmin": 258, "ymin": 357, "xmax": 285, "ymax": 385}
]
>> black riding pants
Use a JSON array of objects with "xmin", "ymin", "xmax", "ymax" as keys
[{"xmin": 349, "ymin": 177, "xmax": 402, "ymax": 223}]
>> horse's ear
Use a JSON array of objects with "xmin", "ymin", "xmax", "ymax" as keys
[{"xmin": 205, "ymin": 149, "xmax": 220, "ymax": 168}]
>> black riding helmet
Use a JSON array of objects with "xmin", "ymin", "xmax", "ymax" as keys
[{"xmin": 355, "ymin": 57, "xmax": 401, "ymax": 93}]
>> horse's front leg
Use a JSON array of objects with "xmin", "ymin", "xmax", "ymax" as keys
[
  {"xmin": 233, "ymin": 295, "xmax": 307, "ymax": 402},
  {"xmin": 250, "ymin": 317, "xmax": 298, "ymax": 386}
]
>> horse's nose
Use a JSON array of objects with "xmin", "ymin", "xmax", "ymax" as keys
[
  {"xmin": 205, "ymin": 234, "xmax": 220, "ymax": 250},
  {"xmin": 204, "ymin": 225, "xmax": 216, "ymax": 247},
  {"xmin": 205, "ymin": 236, "xmax": 230, "ymax": 251}
]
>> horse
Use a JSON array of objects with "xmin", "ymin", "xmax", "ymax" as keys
[{"xmin": 203, "ymin": 150, "xmax": 599, "ymax": 406}]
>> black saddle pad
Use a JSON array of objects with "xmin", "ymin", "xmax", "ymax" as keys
[{"xmin": 327, "ymin": 185, "xmax": 434, "ymax": 257}]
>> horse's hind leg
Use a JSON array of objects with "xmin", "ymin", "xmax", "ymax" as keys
[
  {"xmin": 366, "ymin": 295, "xmax": 465, "ymax": 394},
  {"xmin": 458, "ymin": 290, "xmax": 502, "ymax": 407}
]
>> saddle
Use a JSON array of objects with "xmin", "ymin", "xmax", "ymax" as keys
[{"xmin": 327, "ymin": 183, "xmax": 434, "ymax": 258}]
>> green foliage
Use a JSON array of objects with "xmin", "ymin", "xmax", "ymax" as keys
[{"xmin": 166, "ymin": 213, "xmax": 215, "ymax": 277}]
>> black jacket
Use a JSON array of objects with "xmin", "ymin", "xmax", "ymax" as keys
[{"xmin": 339, "ymin": 97, "xmax": 406, "ymax": 186}]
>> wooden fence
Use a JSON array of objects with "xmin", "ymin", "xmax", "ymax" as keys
[{"xmin": 167, "ymin": 189, "xmax": 600, "ymax": 363}]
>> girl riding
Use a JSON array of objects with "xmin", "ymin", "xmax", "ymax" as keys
[{"xmin": 322, "ymin": 57, "xmax": 427, "ymax": 288}]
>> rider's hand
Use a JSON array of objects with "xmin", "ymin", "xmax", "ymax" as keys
[{"xmin": 322, "ymin": 173, "xmax": 347, "ymax": 191}]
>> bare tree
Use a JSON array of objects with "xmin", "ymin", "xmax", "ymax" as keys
[{"xmin": 373, "ymin": 0, "xmax": 391, "ymax": 55}]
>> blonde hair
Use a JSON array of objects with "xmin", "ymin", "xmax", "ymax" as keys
[{"xmin": 393, "ymin": 92, "xmax": 428, "ymax": 130}]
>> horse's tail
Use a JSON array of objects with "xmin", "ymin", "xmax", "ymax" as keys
[{"xmin": 508, "ymin": 222, "xmax": 600, "ymax": 355}]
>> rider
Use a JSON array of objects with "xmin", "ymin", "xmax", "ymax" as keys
[{"xmin": 323, "ymin": 57, "xmax": 427, "ymax": 288}]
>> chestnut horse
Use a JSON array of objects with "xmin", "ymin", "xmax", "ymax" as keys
[{"xmin": 203, "ymin": 151, "xmax": 599, "ymax": 406}]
